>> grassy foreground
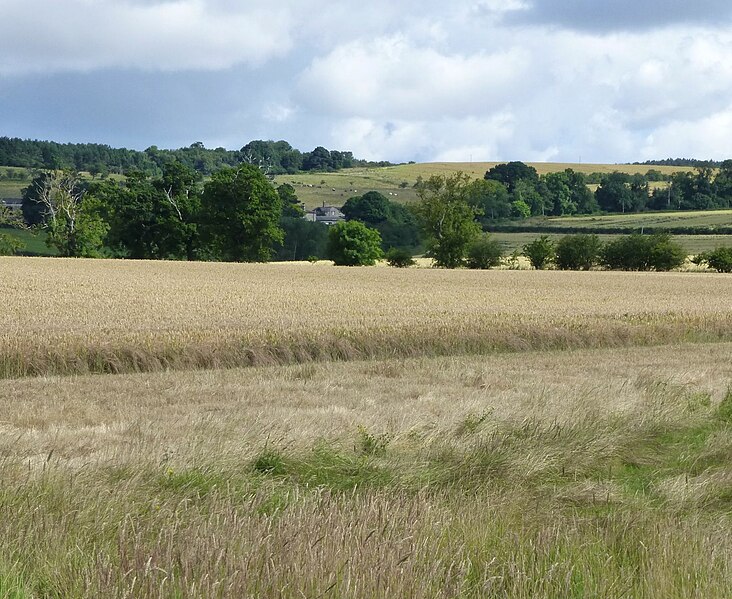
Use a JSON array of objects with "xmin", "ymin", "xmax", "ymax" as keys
[
  {"xmin": 2, "ymin": 258, "xmax": 732, "ymax": 378},
  {"xmin": 1, "ymin": 344, "xmax": 731, "ymax": 597}
]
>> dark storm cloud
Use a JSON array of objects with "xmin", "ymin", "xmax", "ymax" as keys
[{"xmin": 508, "ymin": 0, "xmax": 732, "ymax": 31}]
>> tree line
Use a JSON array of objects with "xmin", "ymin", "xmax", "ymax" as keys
[
  {"xmin": 0, "ymin": 137, "xmax": 394, "ymax": 178},
  {"xmin": 458, "ymin": 161, "xmax": 732, "ymax": 222},
  {"xmin": 11, "ymin": 161, "xmax": 732, "ymax": 271}
]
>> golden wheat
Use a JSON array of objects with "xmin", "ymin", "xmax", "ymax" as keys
[{"xmin": 2, "ymin": 256, "xmax": 732, "ymax": 377}]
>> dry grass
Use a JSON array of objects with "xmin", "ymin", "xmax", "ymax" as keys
[
  {"xmin": 1, "ymin": 344, "xmax": 731, "ymax": 597},
  {"xmin": 2, "ymin": 257, "xmax": 732, "ymax": 378}
]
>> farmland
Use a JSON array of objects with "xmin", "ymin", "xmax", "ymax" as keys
[
  {"xmin": 2, "ymin": 257, "xmax": 732, "ymax": 378},
  {"xmin": 1, "ymin": 326, "xmax": 732, "ymax": 596},
  {"xmin": 489, "ymin": 232, "xmax": 732, "ymax": 254},
  {"xmin": 274, "ymin": 162, "xmax": 692, "ymax": 210}
]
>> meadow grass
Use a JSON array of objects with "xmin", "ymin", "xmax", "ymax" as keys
[
  {"xmin": 2, "ymin": 257, "xmax": 732, "ymax": 378},
  {"xmin": 0, "ymin": 344, "xmax": 731, "ymax": 597}
]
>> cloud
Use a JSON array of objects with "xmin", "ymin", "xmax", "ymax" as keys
[
  {"xmin": 3, "ymin": 0, "xmax": 732, "ymax": 162},
  {"xmin": 0, "ymin": 0, "xmax": 292, "ymax": 74},
  {"xmin": 298, "ymin": 36, "xmax": 529, "ymax": 120},
  {"xmin": 507, "ymin": 0, "xmax": 732, "ymax": 32},
  {"xmin": 641, "ymin": 107, "xmax": 732, "ymax": 160}
]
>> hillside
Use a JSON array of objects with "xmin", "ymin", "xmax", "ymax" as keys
[{"xmin": 274, "ymin": 162, "xmax": 693, "ymax": 210}]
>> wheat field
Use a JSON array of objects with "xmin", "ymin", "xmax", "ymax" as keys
[
  {"xmin": 2, "ymin": 257, "xmax": 732, "ymax": 377},
  {"xmin": 2, "ymin": 257, "xmax": 732, "ymax": 597}
]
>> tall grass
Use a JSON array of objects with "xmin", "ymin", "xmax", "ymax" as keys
[{"xmin": 1, "ymin": 345, "xmax": 731, "ymax": 597}]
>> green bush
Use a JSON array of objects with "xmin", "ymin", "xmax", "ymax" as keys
[
  {"xmin": 602, "ymin": 234, "xmax": 686, "ymax": 271},
  {"xmin": 466, "ymin": 234, "xmax": 503, "ymax": 269},
  {"xmin": 385, "ymin": 247, "xmax": 416, "ymax": 268},
  {"xmin": 326, "ymin": 221, "xmax": 383, "ymax": 266},
  {"xmin": 695, "ymin": 247, "xmax": 732, "ymax": 273},
  {"xmin": 0, "ymin": 232, "xmax": 24, "ymax": 256},
  {"xmin": 649, "ymin": 235, "xmax": 687, "ymax": 271},
  {"xmin": 555, "ymin": 234, "xmax": 602, "ymax": 270},
  {"xmin": 522, "ymin": 235, "xmax": 555, "ymax": 270}
]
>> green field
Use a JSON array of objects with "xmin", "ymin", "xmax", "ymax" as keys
[
  {"xmin": 530, "ymin": 210, "xmax": 732, "ymax": 231},
  {"xmin": 275, "ymin": 162, "xmax": 692, "ymax": 210},
  {"xmin": 0, "ymin": 226, "xmax": 55, "ymax": 256}
]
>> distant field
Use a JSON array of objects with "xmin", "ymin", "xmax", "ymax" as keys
[
  {"xmin": 0, "ymin": 179, "xmax": 26, "ymax": 200},
  {"xmin": 275, "ymin": 162, "xmax": 693, "ymax": 210},
  {"xmin": 490, "ymin": 232, "xmax": 732, "ymax": 255},
  {"xmin": 537, "ymin": 209, "xmax": 732, "ymax": 230}
]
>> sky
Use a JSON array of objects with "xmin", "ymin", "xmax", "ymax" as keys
[{"xmin": 2, "ymin": 0, "xmax": 732, "ymax": 163}]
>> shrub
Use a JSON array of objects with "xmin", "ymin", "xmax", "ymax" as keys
[
  {"xmin": 695, "ymin": 247, "xmax": 732, "ymax": 273},
  {"xmin": 649, "ymin": 235, "xmax": 687, "ymax": 271},
  {"xmin": 555, "ymin": 234, "xmax": 601, "ymax": 270},
  {"xmin": 466, "ymin": 234, "xmax": 503, "ymax": 269},
  {"xmin": 327, "ymin": 221, "xmax": 383, "ymax": 266},
  {"xmin": 522, "ymin": 235, "xmax": 555, "ymax": 269},
  {"xmin": 385, "ymin": 247, "xmax": 416, "ymax": 268},
  {"xmin": 602, "ymin": 234, "xmax": 686, "ymax": 271},
  {"xmin": 0, "ymin": 232, "xmax": 24, "ymax": 256}
]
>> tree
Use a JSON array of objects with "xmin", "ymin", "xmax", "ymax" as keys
[
  {"xmin": 342, "ymin": 191, "xmax": 421, "ymax": 252},
  {"xmin": 0, "ymin": 233, "xmax": 24, "ymax": 256},
  {"xmin": 411, "ymin": 172, "xmax": 482, "ymax": 268},
  {"xmin": 277, "ymin": 183, "xmax": 304, "ymax": 218},
  {"xmin": 276, "ymin": 218, "xmax": 328, "ymax": 261},
  {"xmin": 21, "ymin": 171, "xmax": 53, "ymax": 226},
  {"xmin": 342, "ymin": 191, "xmax": 391, "ymax": 223},
  {"xmin": 327, "ymin": 220, "xmax": 383, "ymax": 266},
  {"xmin": 27, "ymin": 170, "xmax": 108, "ymax": 257},
  {"xmin": 302, "ymin": 146, "xmax": 332, "ymax": 171},
  {"xmin": 465, "ymin": 179, "xmax": 512, "ymax": 223},
  {"xmin": 595, "ymin": 172, "xmax": 646, "ymax": 213},
  {"xmin": 95, "ymin": 163, "xmax": 201, "ymax": 260},
  {"xmin": 693, "ymin": 247, "xmax": 732, "ymax": 273},
  {"xmin": 523, "ymin": 235, "xmax": 555, "ymax": 269},
  {"xmin": 385, "ymin": 247, "xmax": 416, "ymax": 268},
  {"xmin": 200, "ymin": 164, "xmax": 283, "ymax": 262},
  {"xmin": 555, "ymin": 234, "xmax": 602, "ymax": 270},
  {"xmin": 484, "ymin": 161, "xmax": 539, "ymax": 192}
]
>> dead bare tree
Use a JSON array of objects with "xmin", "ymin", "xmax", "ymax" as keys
[{"xmin": 242, "ymin": 150, "xmax": 275, "ymax": 181}]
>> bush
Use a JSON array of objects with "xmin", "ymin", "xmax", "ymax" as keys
[
  {"xmin": 522, "ymin": 235, "xmax": 555, "ymax": 270},
  {"xmin": 555, "ymin": 234, "xmax": 601, "ymax": 270},
  {"xmin": 602, "ymin": 234, "xmax": 686, "ymax": 271},
  {"xmin": 385, "ymin": 247, "xmax": 416, "ymax": 268},
  {"xmin": 466, "ymin": 234, "xmax": 503, "ymax": 269},
  {"xmin": 0, "ymin": 232, "xmax": 24, "ymax": 256},
  {"xmin": 649, "ymin": 235, "xmax": 687, "ymax": 271},
  {"xmin": 695, "ymin": 247, "xmax": 732, "ymax": 273},
  {"xmin": 326, "ymin": 220, "xmax": 383, "ymax": 266}
]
